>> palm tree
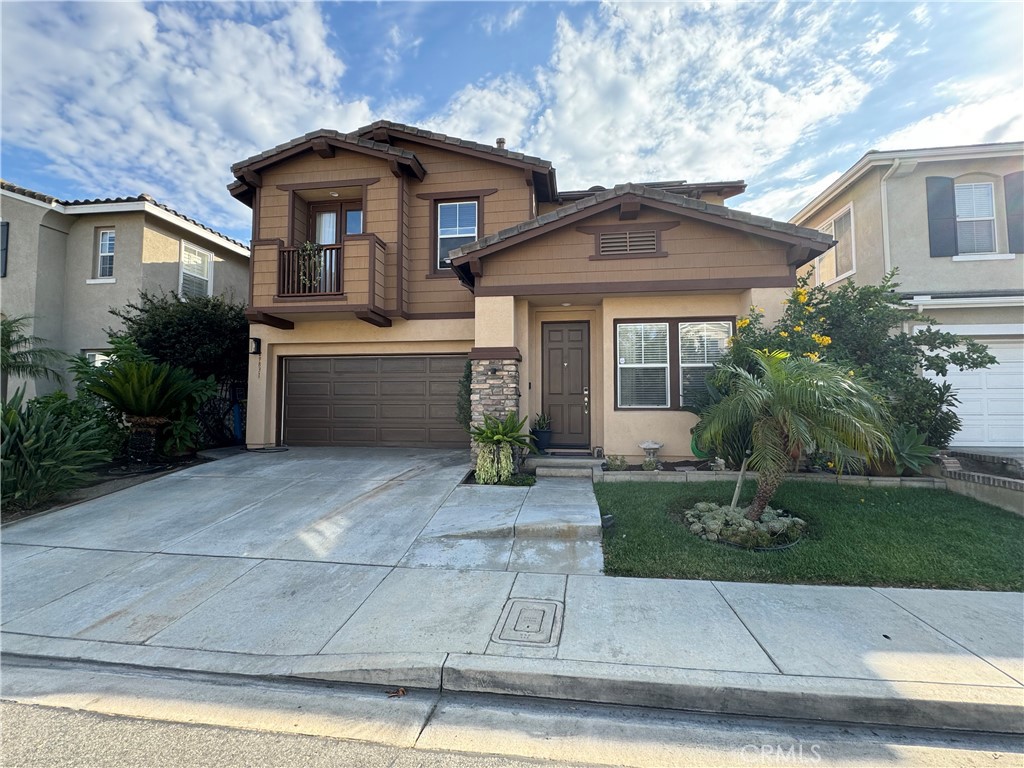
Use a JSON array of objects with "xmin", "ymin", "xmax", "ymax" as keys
[
  {"xmin": 696, "ymin": 349, "xmax": 891, "ymax": 521},
  {"xmin": 0, "ymin": 315, "xmax": 65, "ymax": 399}
]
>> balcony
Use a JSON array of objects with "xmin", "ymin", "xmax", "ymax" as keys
[{"xmin": 249, "ymin": 234, "xmax": 390, "ymax": 328}]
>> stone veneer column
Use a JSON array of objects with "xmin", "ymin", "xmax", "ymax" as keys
[{"xmin": 468, "ymin": 347, "xmax": 522, "ymax": 456}]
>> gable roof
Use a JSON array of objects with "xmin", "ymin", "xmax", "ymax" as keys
[
  {"xmin": 354, "ymin": 120, "xmax": 558, "ymax": 202},
  {"xmin": 791, "ymin": 141, "xmax": 1024, "ymax": 225},
  {"xmin": 449, "ymin": 183, "xmax": 833, "ymax": 290},
  {"xmin": 559, "ymin": 179, "xmax": 747, "ymax": 203},
  {"xmin": 1, "ymin": 180, "xmax": 249, "ymax": 256}
]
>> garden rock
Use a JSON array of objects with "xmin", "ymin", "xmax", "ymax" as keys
[{"xmin": 682, "ymin": 502, "xmax": 806, "ymax": 549}]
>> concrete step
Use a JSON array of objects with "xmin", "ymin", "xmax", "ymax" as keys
[
  {"xmin": 535, "ymin": 466, "xmax": 593, "ymax": 478},
  {"xmin": 524, "ymin": 456, "xmax": 604, "ymax": 472}
]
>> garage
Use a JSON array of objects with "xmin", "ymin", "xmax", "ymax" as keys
[
  {"xmin": 929, "ymin": 340, "xmax": 1024, "ymax": 448},
  {"xmin": 281, "ymin": 355, "xmax": 468, "ymax": 448}
]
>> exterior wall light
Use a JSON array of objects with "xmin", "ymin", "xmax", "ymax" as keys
[{"xmin": 248, "ymin": 338, "xmax": 262, "ymax": 355}]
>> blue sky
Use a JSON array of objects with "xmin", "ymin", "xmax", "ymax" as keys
[{"xmin": 2, "ymin": 1, "xmax": 1022, "ymax": 243}]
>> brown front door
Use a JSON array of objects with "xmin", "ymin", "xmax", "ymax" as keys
[{"xmin": 542, "ymin": 322, "xmax": 590, "ymax": 448}]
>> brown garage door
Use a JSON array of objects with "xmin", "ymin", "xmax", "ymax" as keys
[{"xmin": 281, "ymin": 355, "xmax": 467, "ymax": 448}]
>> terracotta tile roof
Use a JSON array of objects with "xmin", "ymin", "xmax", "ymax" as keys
[
  {"xmin": 354, "ymin": 120, "xmax": 554, "ymax": 169},
  {"xmin": 451, "ymin": 182, "xmax": 834, "ymax": 261},
  {"xmin": 230, "ymin": 128, "xmax": 418, "ymax": 173},
  {"xmin": 1, "ymin": 180, "xmax": 247, "ymax": 251}
]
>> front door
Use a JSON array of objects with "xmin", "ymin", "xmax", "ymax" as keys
[{"xmin": 542, "ymin": 322, "xmax": 590, "ymax": 448}]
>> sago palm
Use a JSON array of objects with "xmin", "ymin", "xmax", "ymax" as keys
[{"xmin": 696, "ymin": 349, "xmax": 891, "ymax": 521}]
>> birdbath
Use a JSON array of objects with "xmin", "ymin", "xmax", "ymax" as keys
[{"xmin": 638, "ymin": 440, "xmax": 663, "ymax": 463}]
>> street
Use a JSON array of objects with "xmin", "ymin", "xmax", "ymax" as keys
[{"xmin": 1, "ymin": 659, "xmax": 1021, "ymax": 767}]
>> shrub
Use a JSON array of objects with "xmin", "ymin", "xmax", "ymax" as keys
[
  {"xmin": 1, "ymin": 388, "xmax": 110, "ymax": 509},
  {"xmin": 0, "ymin": 315, "xmax": 65, "ymax": 399},
  {"xmin": 31, "ymin": 390, "xmax": 128, "ymax": 458},
  {"xmin": 726, "ymin": 272, "xmax": 994, "ymax": 448},
  {"xmin": 604, "ymin": 455, "xmax": 629, "ymax": 471},
  {"xmin": 471, "ymin": 412, "xmax": 534, "ymax": 485}
]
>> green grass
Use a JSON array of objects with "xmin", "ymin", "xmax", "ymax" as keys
[{"xmin": 596, "ymin": 481, "xmax": 1024, "ymax": 590}]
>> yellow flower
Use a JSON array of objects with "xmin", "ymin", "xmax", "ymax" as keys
[
  {"xmin": 826, "ymin": 461, "xmax": 834, "ymax": 469},
  {"xmin": 848, "ymin": 370, "xmax": 855, "ymax": 377},
  {"xmin": 812, "ymin": 333, "xmax": 832, "ymax": 346},
  {"xmin": 803, "ymin": 352, "xmax": 820, "ymax": 362},
  {"xmin": 805, "ymin": 306, "xmax": 814, "ymax": 313},
  {"xmin": 755, "ymin": 306, "xmax": 764, "ymax": 313},
  {"xmin": 794, "ymin": 288, "xmax": 809, "ymax": 303},
  {"xmin": 736, "ymin": 317, "xmax": 750, "ymax": 329},
  {"xmin": 793, "ymin": 325, "xmax": 802, "ymax": 332},
  {"xmin": 779, "ymin": 331, "xmax": 789, "ymax": 338},
  {"xmin": 819, "ymin": 316, "xmax": 825, "ymax": 322}
]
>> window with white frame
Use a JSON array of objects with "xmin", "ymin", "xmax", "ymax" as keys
[
  {"xmin": 84, "ymin": 350, "xmax": 111, "ymax": 366},
  {"xmin": 617, "ymin": 322, "xmax": 670, "ymax": 408},
  {"xmin": 180, "ymin": 242, "xmax": 213, "ymax": 298},
  {"xmin": 96, "ymin": 229, "xmax": 115, "ymax": 278},
  {"xmin": 437, "ymin": 201, "xmax": 477, "ymax": 270},
  {"xmin": 814, "ymin": 207, "xmax": 854, "ymax": 285},
  {"xmin": 955, "ymin": 182, "xmax": 996, "ymax": 254},
  {"xmin": 679, "ymin": 321, "xmax": 732, "ymax": 406}
]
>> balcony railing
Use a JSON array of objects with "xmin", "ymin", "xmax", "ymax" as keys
[{"xmin": 278, "ymin": 244, "xmax": 343, "ymax": 296}]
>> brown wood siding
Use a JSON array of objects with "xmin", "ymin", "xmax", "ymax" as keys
[
  {"xmin": 478, "ymin": 209, "xmax": 792, "ymax": 290},
  {"xmin": 397, "ymin": 141, "xmax": 531, "ymax": 316}
]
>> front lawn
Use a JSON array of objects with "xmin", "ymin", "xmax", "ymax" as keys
[{"xmin": 596, "ymin": 481, "xmax": 1024, "ymax": 591}]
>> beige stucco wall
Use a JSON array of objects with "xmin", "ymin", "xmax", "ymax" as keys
[
  {"xmin": 796, "ymin": 167, "xmax": 886, "ymax": 288},
  {"xmin": 885, "ymin": 156, "xmax": 1024, "ymax": 294},
  {"xmin": 245, "ymin": 317, "xmax": 474, "ymax": 447},
  {"xmin": 142, "ymin": 219, "xmax": 249, "ymax": 304},
  {"xmin": 0, "ymin": 196, "xmax": 71, "ymax": 396}
]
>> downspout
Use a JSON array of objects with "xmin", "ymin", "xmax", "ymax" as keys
[{"xmin": 880, "ymin": 159, "xmax": 901, "ymax": 274}]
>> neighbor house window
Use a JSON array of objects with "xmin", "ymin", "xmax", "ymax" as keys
[
  {"xmin": 616, "ymin": 319, "xmax": 733, "ymax": 409},
  {"xmin": 180, "ymin": 242, "xmax": 213, "ymax": 298},
  {"xmin": 679, "ymin": 321, "xmax": 732, "ymax": 406},
  {"xmin": 84, "ymin": 351, "xmax": 111, "ymax": 366},
  {"xmin": 955, "ymin": 182, "xmax": 996, "ymax": 254},
  {"xmin": 437, "ymin": 200, "xmax": 477, "ymax": 270},
  {"xmin": 813, "ymin": 207, "xmax": 854, "ymax": 285},
  {"xmin": 96, "ymin": 229, "xmax": 115, "ymax": 278},
  {"xmin": 617, "ymin": 322, "xmax": 670, "ymax": 408}
]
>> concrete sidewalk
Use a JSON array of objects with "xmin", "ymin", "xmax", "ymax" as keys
[{"xmin": 2, "ymin": 449, "xmax": 1022, "ymax": 734}]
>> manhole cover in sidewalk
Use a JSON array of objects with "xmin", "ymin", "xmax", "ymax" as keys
[{"xmin": 491, "ymin": 599, "xmax": 563, "ymax": 647}]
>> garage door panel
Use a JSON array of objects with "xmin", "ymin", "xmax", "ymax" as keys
[
  {"xmin": 283, "ymin": 355, "xmax": 467, "ymax": 448},
  {"xmin": 988, "ymin": 398, "xmax": 1024, "ymax": 416},
  {"xmin": 334, "ymin": 358, "xmax": 380, "ymax": 374},
  {"xmin": 333, "ymin": 381, "xmax": 379, "ymax": 397},
  {"xmin": 987, "ymin": 372, "xmax": 1024, "ymax": 388}
]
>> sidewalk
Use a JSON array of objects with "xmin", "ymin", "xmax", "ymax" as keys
[{"xmin": 2, "ymin": 454, "xmax": 1022, "ymax": 735}]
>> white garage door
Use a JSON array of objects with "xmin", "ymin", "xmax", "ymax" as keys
[{"xmin": 928, "ymin": 340, "xmax": 1024, "ymax": 447}]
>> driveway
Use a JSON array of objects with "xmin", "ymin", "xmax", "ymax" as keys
[{"xmin": 1, "ymin": 447, "xmax": 602, "ymax": 657}]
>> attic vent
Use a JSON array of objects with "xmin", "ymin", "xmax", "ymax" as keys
[{"xmin": 599, "ymin": 230, "xmax": 657, "ymax": 256}]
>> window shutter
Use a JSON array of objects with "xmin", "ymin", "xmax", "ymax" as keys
[
  {"xmin": 925, "ymin": 177, "xmax": 957, "ymax": 257},
  {"xmin": 1005, "ymin": 171, "xmax": 1024, "ymax": 254}
]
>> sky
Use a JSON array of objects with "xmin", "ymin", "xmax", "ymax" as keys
[{"xmin": 2, "ymin": 1, "xmax": 1022, "ymax": 243}]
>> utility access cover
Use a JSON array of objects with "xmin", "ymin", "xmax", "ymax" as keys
[{"xmin": 491, "ymin": 599, "xmax": 563, "ymax": 647}]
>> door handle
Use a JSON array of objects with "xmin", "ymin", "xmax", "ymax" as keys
[{"xmin": 583, "ymin": 387, "xmax": 589, "ymax": 416}]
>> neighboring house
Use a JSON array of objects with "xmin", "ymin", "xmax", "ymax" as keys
[
  {"xmin": 0, "ymin": 181, "xmax": 250, "ymax": 397},
  {"xmin": 230, "ymin": 122, "xmax": 832, "ymax": 459},
  {"xmin": 790, "ymin": 142, "xmax": 1024, "ymax": 448}
]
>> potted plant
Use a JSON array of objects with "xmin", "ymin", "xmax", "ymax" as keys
[{"xmin": 531, "ymin": 412, "xmax": 553, "ymax": 453}]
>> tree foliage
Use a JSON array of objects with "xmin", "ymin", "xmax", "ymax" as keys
[
  {"xmin": 109, "ymin": 292, "xmax": 248, "ymax": 386},
  {"xmin": 725, "ymin": 272, "xmax": 994, "ymax": 448},
  {"xmin": 0, "ymin": 315, "xmax": 65, "ymax": 398},
  {"xmin": 696, "ymin": 350, "xmax": 891, "ymax": 521}
]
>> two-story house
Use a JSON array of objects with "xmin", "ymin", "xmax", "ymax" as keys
[
  {"xmin": 790, "ymin": 143, "xmax": 1024, "ymax": 448},
  {"xmin": 0, "ymin": 181, "xmax": 251, "ymax": 397},
  {"xmin": 230, "ymin": 122, "xmax": 833, "ymax": 460}
]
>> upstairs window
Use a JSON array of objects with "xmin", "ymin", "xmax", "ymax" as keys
[
  {"xmin": 955, "ymin": 182, "xmax": 996, "ymax": 254},
  {"xmin": 180, "ymin": 242, "xmax": 213, "ymax": 298},
  {"xmin": 96, "ymin": 229, "xmax": 115, "ymax": 278},
  {"xmin": 437, "ymin": 200, "xmax": 477, "ymax": 270},
  {"xmin": 599, "ymin": 230, "xmax": 657, "ymax": 256},
  {"xmin": 814, "ymin": 207, "xmax": 854, "ymax": 285}
]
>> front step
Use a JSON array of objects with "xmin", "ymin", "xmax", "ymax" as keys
[
  {"xmin": 536, "ymin": 466, "xmax": 594, "ymax": 478},
  {"xmin": 524, "ymin": 456, "xmax": 604, "ymax": 472}
]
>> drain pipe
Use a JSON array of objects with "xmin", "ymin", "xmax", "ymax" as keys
[{"xmin": 880, "ymin": 158, "xmax": 901, "ymax": 275}]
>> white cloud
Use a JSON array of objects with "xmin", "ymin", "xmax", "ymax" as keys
[
  {"xmin": 481, "ymin": 5, "xmax": 527, "ymax": 36},
  {"xmin": 425, "ymin": 76, "xmax": 542, "ymax": 150},
  {"xmin": 1, "ymin": 2, "xmax": 372, "ymax": 235},
  {"xmin": 877, "ymin": 90, "xmax": 1024, "ymax": 150},
  {"xmin": 740, "ymin": 171, "xmax": 843, "ymax": 221}
]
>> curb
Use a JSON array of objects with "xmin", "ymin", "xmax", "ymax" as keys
[{"xmin": 4, "ymin": 632, "xmax": 1021, "ymax": 735}]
